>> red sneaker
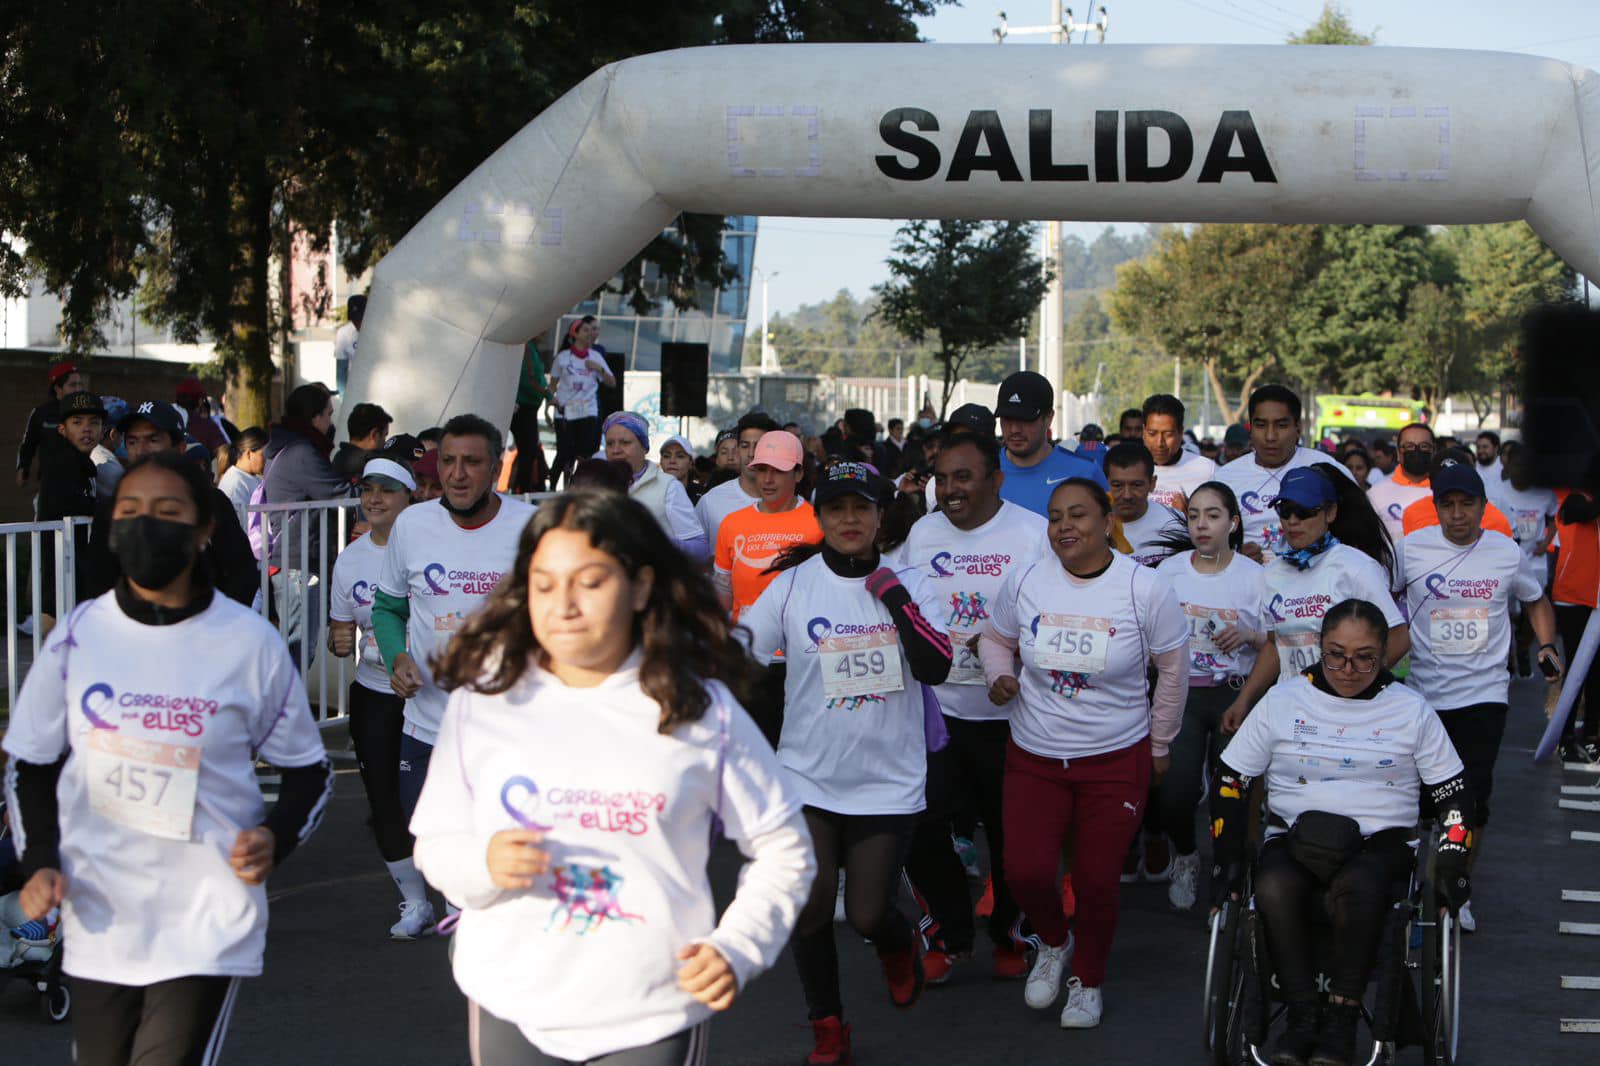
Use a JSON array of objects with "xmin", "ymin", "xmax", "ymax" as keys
[
  {"xmin": 922, "ymin": 948, "xmax": 970, "ymax": 985},
  {"xmin": 992, "ymin": 944, "xmax": 1029, "ymax": 979},
  {"xmin": 880, "ymin": 947, "xmax": 925, "ymax": 1009},
  {"xmin": 806, "ymin": 1016, "xmax": 852, "ymax": 1065},
  {"xmin": 1061, "ymin": 873, "xmax": 1077, "ymax": 921},
  {"xmin": 975, "ymin": 876, "xmax": 995, "ymax": 919}
]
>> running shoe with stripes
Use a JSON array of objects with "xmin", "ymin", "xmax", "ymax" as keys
[
  {"xmin": 1024, "ymin": 932, "xmax": 1074, "ymax": 1009},
  {"xmin": 389, "ymin": 899, "xmax": 437, "ymax": 940}
]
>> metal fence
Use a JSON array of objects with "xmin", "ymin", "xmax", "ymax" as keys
[{"xmin": 2, "ymin": 517, "xmax": 91, "ymax": 712}]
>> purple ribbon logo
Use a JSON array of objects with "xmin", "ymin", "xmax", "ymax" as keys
[
  {"xmin": 352, "ymin": 580, "xmax": 372, "ymax": 607},
  {"xmin": 806, "ymin": 617, "xmax": 833, "ymax": 651},
  {"xmin": 423, "ymin": 563, "xmax": 450, "ymax": 595},
  {"xmin": 500, "ymin": 776, "xmax": 552, "ymax": 831},
  {"xmin": 1424, "ymin": 573, "xmax": 1448, "ymax": 600},
  {"xmin": 930, "ymin": 552, "xmax": 956, "ymax": 578},
  {"xmin": 81, "ymin": 683, "xmax": 118, "ymax": 730}
]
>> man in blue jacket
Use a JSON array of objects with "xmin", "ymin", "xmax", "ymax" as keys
[{"xmin": 994, "ymin": 371, "xmax": 1107, "ymax": 517}]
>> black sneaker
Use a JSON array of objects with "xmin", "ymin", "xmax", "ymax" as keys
[
  {"xmin": 1586, "ymin": 742, "xmax": 1600, "ymax": 765},
  {"xmin": 1268, "ymin": 1002, "xmax": 1320, "ymax": 1066},
  {"xmin": 1309, "ymin": 1002, "xmax": 1360, "ymax": 1066},
  {"xmin": 1561, "ymin": 739, "xmax": 1593, "ymax": 764}
]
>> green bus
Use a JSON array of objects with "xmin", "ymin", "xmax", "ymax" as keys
[{"xmin": 1312, "ymin": 394, "xmax": 1425, "ymax": 446}]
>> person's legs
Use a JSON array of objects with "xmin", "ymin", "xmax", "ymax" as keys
[
  {"xmin": 397, "ymin": 733, "xmax": 435, "ymax": 827},
  {"xmin": 964, "ymin": 719, "xmax": 1026, "ymax": 950},
  {"xmin": 1002, "ymin": 741, "xmax": 1076, "ymax": 950},
  {"xmin": 590, "ymin": 1023, "xmax": 709, "ymax": 1066},
  {"xmin": 1556, "ymin": 604, "xmax": 1596, "ymax": 743},
  {"xmin": 126, "ymin": 975, "xmax": 239, "ymax": 1066},
  {"xmin": 1324, "ymin": 842, "xmax": 1412, "ymax": 1002},
  {"xmin": 70, "ymin": 977, "xmax": 145, "ymax": 1066},
  {"xmin": 790, "ymin": 807, "xmax": 846, "ymax": 1020},
  {"xmin": 1160, "ymin": 689, "xmax": 1230, "ymax": 856},
  {"xmin": 508, "ymin": 403, "xmax": 542, "ymax": 495},
  {"xmin": 1439, "ymin": 703, "xmax": 1507, "ymax": 868},
  {"xmin": 1254, "ymin": 837, "xmax": 1321, "ymax": 1003},
  {"xmin": 549, "ymin": 417, "xmax": 572, "ymax": 491},
  {"xmin": 1064, "ymin": 740, "xmax": 1151, "ymax": 988},
  {"xmin": 903, "ymin": 725, "xmax": 976, "ymax": 955},
  {"xmin": 839, "ymin": 814, "xmax": 917, "ymax": 954},
  {"xmin": 470, "ymin": 999, "xmax": 569, "ymax": 1066},
  {"xmin": 349, "ymin": 683, "xmax": 414, "ymax": 863}
]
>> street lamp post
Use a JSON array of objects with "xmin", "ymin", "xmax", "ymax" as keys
[{"xmin": 754, "ymin": 266, "xmax": 780, "ymax": 374}]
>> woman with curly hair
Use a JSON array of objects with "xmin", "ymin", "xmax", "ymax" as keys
[{"xmin": 409, "ymin": 490, "xmax": 815, "ymax": 1066}]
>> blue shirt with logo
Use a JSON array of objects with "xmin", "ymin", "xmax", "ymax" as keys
[{"xmin": 1000, "ymin": 445, "xmax": 1108, "ymax": 517}]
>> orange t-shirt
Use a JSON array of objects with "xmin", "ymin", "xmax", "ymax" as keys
[
  {"xmin": 1553, "ymin": 489, "xmax": 1600, "ymax": 607},
  {"xmin": 1399, "ymin": 497, "xmax": 1514, "ymax": 539},
  {"xmin": 714, "ymin": 499, "xmax": 821, "ymax": 621}
]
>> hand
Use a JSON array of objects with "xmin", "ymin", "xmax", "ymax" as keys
[
  {"xmin": 328, "ymin": 622, "xmax": 355, "ymax": 658},
  {"xmin": 230, "ymin": 827, "xmax": 276, "ymax": 885},
  {"xmin": 486, "ymin": 829, "xmax": 550, "ymax": 890},
  {"xmin": 391, "ymin": 653, "xmax": 424, "ymax": 699},
  {"xmin": 1213, "ymin": 624, "xmax": 1257, "ymax": 654},
  {"xmin": 1240, "ymin": 543, "xmax": 1264, "ymax": 564},
  {"xmin": 1221, "ymin": 700, "xmax": 1249, "ymax": 735},
  {"xmin": 19, "ymin": 868, "xmax": 67, "ymax": 920},
  {"xmin": 1151, "ymin": 754, "xmax": 1171, "ymax": 783},
  {"xmin": 896, "ymin": 472, "xmax": 924, "ymax": 496},
  {"xmin": 988, "ymin": 675, "xmax": 1019, "ymax": 707},
  {"xmin": 1437, "ymin": 866, "xmax": 1471, "ymax": 915},
  {"xmin": 1539, "ymin": 646, "xmax": 1565, "ymax": 684},
  {"xmin": 676, "ymin": 942, "xmax": 738, "ymax": 1011}
]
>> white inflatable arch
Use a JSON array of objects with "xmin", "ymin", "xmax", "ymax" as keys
[{"xmin": 352, "ymin": 43, "xmax": 1600, "ymax": 433}]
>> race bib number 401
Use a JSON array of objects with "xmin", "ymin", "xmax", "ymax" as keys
[
  {"xmin": 85, "ymin": 731, "xmax": 202, "ymax": 841},
  {"xmin": 820, "ymin": 631, "xmax": 905, "ymax": 699},
  {"xmin": 1035, "ymin": 614, "xmax": 1112, "ymax": 674},
  {"xmin": 1276, "ymin": 630, "xmax": 1320, "ymax": 674},
  {"xmin": 1429, "ymin": 606, "xmax": 1488, "ymax": 655}
]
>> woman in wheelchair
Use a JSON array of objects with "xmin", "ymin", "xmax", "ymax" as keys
[{"xmin": 1208, "ymin": 598, "xmax": 1473, "ymax": 1066}]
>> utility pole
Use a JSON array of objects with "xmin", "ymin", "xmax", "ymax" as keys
[
  {"xmin": 995, "ymin": 5, "xmax": 1108, "ymax": 434},
  {"xmin": 754, "ymin": 266, "xmax": 780, "ymax": 374}
]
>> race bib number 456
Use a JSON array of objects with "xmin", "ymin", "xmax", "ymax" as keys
[
  {"xmin": 820, "ymin": 631, "xmax": 905, "ymax": 699},
  {"xmin": 85, "ymin": 731, "xmax": 202, "ymax": 841},
  {"xmin": 1035, "ymin": 614, "xmax": 1112, "ymax": 674}
]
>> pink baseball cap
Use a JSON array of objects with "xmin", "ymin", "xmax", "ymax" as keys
[{"xmin": 749, "ymin": 430, "xmax": 803, "ymax": 472}]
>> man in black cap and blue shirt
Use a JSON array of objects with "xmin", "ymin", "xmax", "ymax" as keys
[
  {"xmin": 993, "ymin": 371, "xmax": 1106, "ymax": 518},
  {"xmin": 1394, "ymin": 457, "xmax": 1562, "ymax": 931}
]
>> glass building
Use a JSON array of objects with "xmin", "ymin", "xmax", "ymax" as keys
[{"xmin": 556, "ymin": 215, "xmax": 755, "ymax": 374}]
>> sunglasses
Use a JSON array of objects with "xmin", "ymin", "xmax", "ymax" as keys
[{"xmin": 1274, "ymin": 501, "xmax": 1326, "ymax": 521}]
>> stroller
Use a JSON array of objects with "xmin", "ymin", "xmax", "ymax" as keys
[{"xmin": 0, "ymin": 796, "xmax": 69, "ymax": 1023}]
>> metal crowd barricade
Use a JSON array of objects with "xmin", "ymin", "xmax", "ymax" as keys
[{"xmin": 3, "ymin": 517, "xmax": 91, "ymax": 712}]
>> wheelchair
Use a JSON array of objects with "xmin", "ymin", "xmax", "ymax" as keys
[
  {"xmin": 0, "ymin": 799, "xmax": 70, "ymax": 1024},
  {"xmin": 1202, "ymin": 829, "xmax": 1462, "ymax": 1066}
]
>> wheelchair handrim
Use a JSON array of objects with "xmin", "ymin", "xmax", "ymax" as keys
[
  {"xmin": 1444, "ymin": 913, "xmax": 1461, "ymax": 1061},
  {"xmin": 1203, "ymin": 905, "xmax": 1226, "ymax": 1049}
]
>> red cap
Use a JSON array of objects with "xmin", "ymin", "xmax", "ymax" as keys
[
  {"xmin": 175, "ymin": 377, "xmax": 206, "ymax": 400},
  {"xmin": 413, "ymin": 450, "xmax": 440, "ymax": 481},
  {"xmin": 48, "ymin": 361, "xmax": 78, "ymax": 388}
]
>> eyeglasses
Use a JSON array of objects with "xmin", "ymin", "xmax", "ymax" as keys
[
  {"xmin": 1398, "ymin": 443, "xmax": 1435, "ymax": 455},
  {"xmin": 1323, "ymin": 650, "xmax": 1380, "ymax": 674},
  {"xmin": 1274, "ymin": 502, "xmax": 1325, "ymax": 521}
]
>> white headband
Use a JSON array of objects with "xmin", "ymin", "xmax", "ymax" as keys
[{"xmin": 361, "ymin": 456, "xmax": 417, "ymax": 491}]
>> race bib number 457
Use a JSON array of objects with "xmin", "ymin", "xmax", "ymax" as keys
[
  {"xmin": 85, "ymin": 731, "xmax": 202, "ymax": 841},
  {"xmin": 1035, "ymin": 614, "xmax": 1112, "ymax": 674}
]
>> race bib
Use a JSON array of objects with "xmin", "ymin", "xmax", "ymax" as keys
[
  {"xmin": 947, "ymin": 640, "xmax": 985, "ymax": 686},
  {"xmin": 1276, "ymin": 630, "xmax": 1320, "ymax": 674},
  {"xmin": 820, "ymin": 631, "xmax": 905, "ymax": 699},
  {"xmin": 1035, "ymin": 613, "xmax": 1112, "ymax": 674},
  {"xmin": 1185, "ymin": 604, "xmax": 1236, "ymax": 656},
  {"xmin": 85, "ymin": 731, "xmax": 202, "ymax": 841},
  {"xmin": 1513, "ymin": 511, "xmax": 1543, "ymax": 543},
  {"xmin": 1429, "ymin": 606, "xmax": 1488, "ymax": 655}
]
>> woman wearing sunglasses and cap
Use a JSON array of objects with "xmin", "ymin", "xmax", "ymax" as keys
[
  {"xmin": 328, "ymin": 453, "xmax": 437, "ymax": 940},
  {"xmin": 1222, "ymin": 464, "xmax": 1408, "ymax": 734},
  {"xmin": 602, "ymin": 413, "xmax": 708, "ymax": 562}
]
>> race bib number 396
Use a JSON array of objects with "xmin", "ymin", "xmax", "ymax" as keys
[
  {"xmin": 1429, "ymin": 606, "xmax": 1488, "ymax": 655},
  {"xmin": 820, "ymin": 631, "xmax": 905, "ymax": 699},
  {"xmin": 85, "ymin": 731, "xmax": 202, "ymax": 841},
  {"xmin": 1035, "ymin": 613, "xmax": 1112, "ymax": 674}
]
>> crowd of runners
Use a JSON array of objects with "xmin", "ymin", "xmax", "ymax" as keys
[{"xmin": 2, "ymin": 343, "xmax": 1590, "ymax": 1066}]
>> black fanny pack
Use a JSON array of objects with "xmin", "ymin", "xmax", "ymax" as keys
[{"xmin": 1286, "ymin": 810, "xmax": 1364, "ymax": 883}]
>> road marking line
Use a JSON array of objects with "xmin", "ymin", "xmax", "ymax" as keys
[
  {"xmin": 1563, "ymin": 785, "xmax": 1600, "ymax": 796},
  {"xmin": 1562, "ymin": 799, "xmax": 1600, "ymax": 812},
  {"xmin": 1560, "ymin": 922, "xmax": 1600, "ymax": 935},
  {"xmin": 1573, "ymin": 831, "xmax": 1600, "ymax": 843},
  {"xmin": 1563, "ymin": 976, "xmax": 1600, "ymax": 989},
  {"xmin": 1561, "ymin": 1019, "xmax": 1600, "ymax": 1032},
  {"xmin": 1564, "ymin": 762, "xmax": 1600, "ymax": 773},
  {"xmin": 1564, "ymin": 891, "xmax": 1600, "ymax": 903}
]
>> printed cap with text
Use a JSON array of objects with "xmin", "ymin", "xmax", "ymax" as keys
[
  {"xmin": 118, "ymin": 400, "xmax": 185, "ymax": 440},
  {"xmin": 994, "ymin": 371, "xmax": 1053, "ymax": 421},
  {"xmin": 813, "ymin": 461, "xmax": 888, "ymax": 508},
  {"xmin": 59, "ymin": 392, "xmax": 107, "ymax": 421},
  {"xmin": 1431, "ymin": 458, "xmax": 1486, "ymax": 501}
]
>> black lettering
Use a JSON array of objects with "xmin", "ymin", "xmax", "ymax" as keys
[
  {"xmin": 1028, "ymin": 109, "xmax": 1088, "ymax": 181},
  {"xmin": 946, "ymin": 110, "xmax": 1024, "ymax": 182},
  {"xmin": 1124, "ymin": 110, "xmax": 1194, "ymax": 182},
  {"xmin": 875, "ymin": 108, "xmax": 942, "ymax": 181},
  {"xmin": 1094, "ymin": 110, "xmax": 1119, "ymax": 182},
  {"xmin": 1198, "ymin": 110, "xmax": 1277, "ymax": 183}
]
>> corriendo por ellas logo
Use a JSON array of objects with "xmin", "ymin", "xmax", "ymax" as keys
[
  {"xmin": 423, "ymin": 563, "xmax": 504, "ymax": 596},
  {"xmin": 81, "ymin": 682, "xmax": 220, "ymax": 736}
]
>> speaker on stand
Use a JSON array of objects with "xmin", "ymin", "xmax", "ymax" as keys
[
  {"xmin": 597, "ymin": 350, "xmax": 627, "ymax": 422},
  {"xmin": 660, "ymin": 342, "xmax": 710, "ymax": 419}
]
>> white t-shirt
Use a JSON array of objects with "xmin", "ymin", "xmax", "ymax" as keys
[
  {"xmin": 329, "ymin": 532, "xmax": 391, "ymax": 694},
  {"xmin": 1367, "ymin": 473, "xmax": 1432, "ymax": 546},
  {"xmin": 1149, "ymin": 451, "xmax": 1217, "ymax": 511},
  {"xmin": 1, "ymin": 593, "xmax": 326, "ymax": 986},
  {"xmin": 695, "ymin": 477, "xmax": 759, "ymax": 549},
  {"xmin": 217, "ymin": 466, "xmax": 262, "ymax": 532},
  {"xmin": 1222, "ymin": 675, "xmax": 1464, "ymax": 837},
  {"xmin": 1158, "ymin": 550, "xmax": 1268, "ymax": 681},
  {"xmin": 1213, "ymin": 448, "xmax": 1354, "ymax": 554},
  {"xmin": 1488, "ymin": 481, "xmax": 1558, "ymax": 558},
  {"xmin": 904, "ymin": 502, "xmax": 1047, "ymax": 721},
  {"xmin": 410, "ymin": 659, "xmax": 808, "ymax": 1063},
  {"xmin": 1120, "ymin": 503, "xmax": 1187, "ymax": 568},
  {"xmin": 739, "ymin": 555, "xmax": 946, "ymax": 815},
  {"xmin": 1264, "ymin": 544, "xmax": 1404, "ymax": 681},
  {"xmin": 988, "ymin": 552, "xmax": 1188, "ymax": 760},
  {"xmin": 1396, "ymin": 527, "xmax": 1543, "ymax": 711},
  {"xmin": 378, "ymin": 497, "xmax": 538, "ymax": 744},
  {"xmin": 551, "ymin": 348, "xmax": 610, "ymax": 420},
  {"xmin": 334, "ymin": 322, "xmax": 359, "ymax": 365}
]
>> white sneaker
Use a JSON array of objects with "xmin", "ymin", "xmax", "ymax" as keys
[
  {"xmin": 389, "ymin": 899, "xmax": 437, "ymax": 940},
  {"xmin": 1058, "ymin": 977, "xmax": 1103, "ymax": 1028},
  {"xmin": 1168, "ymin": 852, "xmax": 1200, "ymax": 911},
  {"xmin": 1024, "ymin": 933, "xmax": 1075, "ymax": 1009},
  {"xmin": 1457, "ymin": 901, "xmax": 1476, "ymax": 933}
]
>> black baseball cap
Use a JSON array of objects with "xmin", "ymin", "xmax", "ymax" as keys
[
  {"xmin": 813, "ymin": 462, "xmax": 888, "ymax": 508},
  {"xmin": 384, "ymin": 432, "xmax": 425, "ymax": 461},
  {"xmin": 995, "ymin": 371, "xmax": 1053, "ymax": 421},
  {"xmin": 119, "ymin": 400, "xmax": 185, "ymax": 442},
  {"xmin": 1077, "ymin": 423, "xmax": 1104, "ymax": 441},
  {"xmin": 944, "ymin": 403, "xmax": 996, "ymax": 438},
  {"xmin": 1223, "ymin": 423, "xmax": 1250, "ymax": 448},
  {"xmin": 59, "ymin": 392, "xmax": 107, "ymax": 420}
]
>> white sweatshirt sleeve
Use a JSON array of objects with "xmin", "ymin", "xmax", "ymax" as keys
[{"xmin": 410, "ymin": 692, "xmax": 504, "ymax": 910}]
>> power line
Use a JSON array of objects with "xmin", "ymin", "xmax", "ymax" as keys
[{"xmin": 1177, "ymin": 0, "xmax": 1290, "ymax": 37}]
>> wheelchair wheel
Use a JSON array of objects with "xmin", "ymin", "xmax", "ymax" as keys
[
  {"xmin": 39, "ymin": 981, "xmax": 70, "ymax": 1024},
  {"xmin": 1421, "ymin": 906, "xmax": 1461, "ymax": 1066},
  {"xmin": 1203, "ymin": 901, "xmax": 1237, "ymax": 1056}
]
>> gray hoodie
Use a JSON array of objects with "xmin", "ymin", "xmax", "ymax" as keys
[{"xmin": 262, "ymin": 425, "xmax": 353, "ymax": 570}]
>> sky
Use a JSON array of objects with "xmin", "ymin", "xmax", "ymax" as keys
[{"xmin": 744, "ymin": 0, "xmax": 1600, "ymax": 325}]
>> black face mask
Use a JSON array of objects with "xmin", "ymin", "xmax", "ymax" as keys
[
  {"xmin": 1400, "ymin": 450, "xmax": 1432, "ymax": 478},
  {"xmin": 441, "ymin": 489, "xmax": 493, "ymax": 520},
  {"xmin": 110, "ymin": 516, "xmax": 197, "ymax": 589}
]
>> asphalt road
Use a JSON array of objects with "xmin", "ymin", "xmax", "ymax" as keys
[{"xmin": 4, "ymin": 673, "xmax": 1598, "ymax": 1065}]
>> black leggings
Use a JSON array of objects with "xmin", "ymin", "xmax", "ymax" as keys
[
  {"xmin": 903, "ymin": 717, "xmax": 1021, "ymax": 952},
  {"xmin": 1557, "ymin": 604, "xmax": 1600, "ymax": 743},
  {"xmin": 508, "ymin": 403, "xmax": 546, "ymax": 495},
  {"xmin": 348, "ymin": 682, "xmax": 412, "ymax": 862},
  {"xmin": 1255, "ymin": 831, "xmax": 1413, "ymax": 1002},
  {"xmin": 73, "ymin": 975, "xmax": 239, "ymax": 1066},
  {"xmin": 1159, "ymin": 685, "xmax": 1234, "ymax": 855},
  {"xmin": 469, "ymin": 1002, "xmax": 708, "ymax": 1066},
  {"xmin": 792, "ymin": 807, "xmax": 917, "ymax": 1020}
]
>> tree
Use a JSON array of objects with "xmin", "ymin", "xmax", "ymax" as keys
[
  {"xmin": 1395, "ymin": 282, "xmax": 1465, "ymax": 407},
  {"xmin": 875, "ymin": 220, "xmax": 1052, "ymax": 417},
  {"xmin": 1286, "ymin": 4, "xmax": 1374, "ymax": 45},
  {"xmin": 0, "ymin": 1, "xmax": 950, "ymax": 424}
]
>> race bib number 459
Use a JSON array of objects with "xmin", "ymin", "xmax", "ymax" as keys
[
  {"xmin": 1035, "ymin": 614, "xmax": 1112, "ymax": 674},
  {"xmin": 85, "ymin": 731, "xmax": 202, "ymax": 841},
  {"xmin": 820, "ymin": 631, "xmax": 905, "ymax": 699}
]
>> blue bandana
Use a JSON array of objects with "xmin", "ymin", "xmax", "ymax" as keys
[{"xmin": 1275, "ymin": 531, "xmax": 1339, "ymax": 571}]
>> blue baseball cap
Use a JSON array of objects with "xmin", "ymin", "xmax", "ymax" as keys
[
  {"xmin": 1275, "ymin": 467, "xmax": 1338, "ymax": 511},
  {"xmin": 1431, "ymin": 459, "xmax": 1486, "ymax": 501}
]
